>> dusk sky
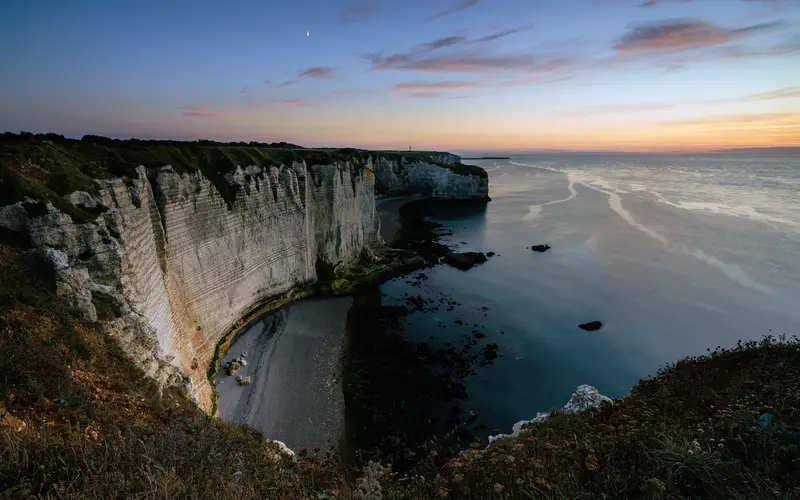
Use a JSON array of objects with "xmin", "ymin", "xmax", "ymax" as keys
[{"xmin": 1, "ymin": 0, "xmax": 798, "ymax": 152}]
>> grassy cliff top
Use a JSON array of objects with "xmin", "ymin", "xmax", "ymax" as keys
[
  {"xmin": 0, "ymin": 133, "xmax": 485, "ymax": 214},
  {"xmin": 1, "ymin": 236, "xmax": 798, "ymax": 498}
]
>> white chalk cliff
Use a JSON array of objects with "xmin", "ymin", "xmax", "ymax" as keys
[
  {"xmin": 0, "ymin": 153, "xmax": 487, "ymax": 410},
  {"xmin": 375, "ymin": 156, "xmax": 489, "ymax": 200}
]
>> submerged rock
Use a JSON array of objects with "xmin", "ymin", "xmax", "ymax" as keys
[
  {"xmin": 482, "ymin": 343, "xmax": 499, "ymax": 360},
  {"xmin": 578, "ymin": 321, "xmax": 603, "ymax": 331},
  {"xmin": 444, "ymin": 251, "xmax": 488, "ymax": 270},
  {"xmin": 486, "ymin": 252, "xmax": 496, "ymax": 257},
  {"xmin": 531, "ymin": 244, "xmax": 551, "ymax": 253}
]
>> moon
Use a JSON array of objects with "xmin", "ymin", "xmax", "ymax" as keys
[{"xmin": 306, "ymin": 31, "xmax": 310, "ymax": 37}]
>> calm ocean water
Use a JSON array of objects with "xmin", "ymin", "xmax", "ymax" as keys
[{"xmin": 380, "ymin": 154, "xmax": 800, "ymax": 438}]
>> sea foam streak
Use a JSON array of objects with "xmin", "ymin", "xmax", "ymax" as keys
[
  {"xmin": 510, "ymin": 161, "xmax": 577, "ymax": 221},
  {"xmin": 511, "ymin": 160, "xmax": 775, "ymax": 296}
]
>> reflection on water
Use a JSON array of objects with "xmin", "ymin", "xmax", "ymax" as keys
[{"xmin": 377, "ymin": 155, "xmax": 800, "ymax": 444}]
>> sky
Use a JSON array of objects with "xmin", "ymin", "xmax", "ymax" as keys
[{"xmin": 1, "ymin": 0, "xmax": 798, "ymax": 153}]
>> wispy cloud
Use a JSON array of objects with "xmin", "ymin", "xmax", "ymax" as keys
[
  {"xmin": 403, "ymin": 92, "xmax": 471, "ymax": 99},
  {"xmin": 390, "ymin": 75, "xmax": 568, "ymax": 100},
  {"xmin": 428, "ymin": 0, "xmax": 479, "ymax": 21},
  {"xmin": 639, "ymin": 0, "xmax": 692, "ymax": 7},
  {"xmin": 366, "ymin": 26, "xmax": 556, "ymax": 75},
  {"xmin": 181, "ymin": 99, "xmax": 319, "ymax": 118},
  {"xmin": 614, "ymin": 19, "xmax": 778, "ymax": 54},
  {"xmin": 264, "ymin": 79, "xmax": 299, "ymax": 88},
  {"xmin": 640, "ymin": 0, "xmax": 784, "ymax": 6},
  {"xmin": 299, "ymin": 66, "xmax": 335, "ymax": 79},
  {"xmin": 393, "ymin": 81, "xmax": 481, "ymax": 92},
  {"xmin": 373, "ymin": 52, "xmax": 569, "ymax": 74},
  {"xmin": 667, "ymin": 111, "xmax": 800, "ymax": 126},
  {"xmin": 180, "ymin": 105, "xmax": 232, "ymax": 118},
  {"xmin": 570, "ymin": 103, "xmax": 677, "ymax": 115},
  {"xmin": 568, "ymin": 86, "xmax": 800, "ymax": 115},
  {"xmin": 340, "ymin": 0, "xmax": 376, "ymax": 24},
  {"xmin": 744, "ymin": 86, "xmax": 800, "ymax": 100},
  {"xmin": 472, "ymin": 26, "xmax": 532, "ymax": 43}
]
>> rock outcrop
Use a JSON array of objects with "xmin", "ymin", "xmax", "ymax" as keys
[
  {"xmin": 375, "ymin": 155, "xmax": 489, "ymax": 201},
  {"xmin": 488, "ymin": 385, "xmax": 611, "ymax": 445},
  {"xmin": 444, "ymin": 251, "xmax": 488, "ymax": 271},
  {"xmin": 579, "ymin": 321, "xmax": 603, "ymax": 331},
  {"xmin": 0, "ymin": 146, "xmax": 488, "ymax": 411}
]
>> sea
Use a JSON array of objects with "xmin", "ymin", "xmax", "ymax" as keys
[{"xmin": 379, "ymin": 154, "xmax": 800, "ymax": 438}]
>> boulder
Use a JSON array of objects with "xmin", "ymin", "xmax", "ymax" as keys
[
  {"xmin": 578, "ymin": 321, "xmax": 603, "ymax": 331},
  {"xmin": 225, "ymin": 356, "xmax": 247, "ymax": 376},
  {"xmin": 444, "ymin": 251, "xmax": 488, "ymax": 271},
  {"xmin": 486, "ymin": 252, "xmax": 496, "ymax": 257},
  {"xmin": 531, "ymin": 244, "xmax": 551, "ymax": 253}
]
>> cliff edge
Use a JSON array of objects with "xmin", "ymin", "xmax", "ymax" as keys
[{"xmin": 0, "ymin": 138, "xmax": 487, "ymax": 410}]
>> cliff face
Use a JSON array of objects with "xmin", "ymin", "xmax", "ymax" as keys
[
  {"xmin": 375, "ymin": 155, "xmax": 489, "ymax": 200},
  {"xmin": 1, "ymin": 159, "xmax": 379, "ymax": 409},
  {"xmin": 0, "ymin": 141, "xmax": 488, "ymax": 411}
]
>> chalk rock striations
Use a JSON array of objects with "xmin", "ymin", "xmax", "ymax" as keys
[
  {"xmin": 375, "ymin": 154, "xmax": 489, "ymax": 201},
  {"xmin": 1, "ymin": 160, "xmax": 381, "ymax": 409},
  {"xmin": 0, "ymin": 148, "xmax": 488, "ymax": 411}
]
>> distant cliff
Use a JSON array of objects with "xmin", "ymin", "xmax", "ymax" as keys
[
  {"xmin": 0, "ymin": 140, "xmax": 487, "ymax": 409},
  {"xmin": 374, "ymin": 151, "xmax": 490, "ymax": 201}
]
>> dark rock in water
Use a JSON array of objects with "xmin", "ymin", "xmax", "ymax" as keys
[
  {"xmin": 444, "ymin": 251, "xmax": 488, "ymax": 270},
  {"xmin": 486, "ymin": 252, "xmax": 496, "ymax": 257},
  {"xmin": 579, "ymin": 321, "xmax": 603, "ymax": 331},
  {"xmin": 380, "ymin": 305, "xmax": 410, "ymax": 318},
  {"xmin": 531, "ymin": 244, "xmax": 551, "ymax": 253},
  {"xmin": 453, "ymin": 426, "xmax": 474, "ymax": 441},
  {"xmin": 465, "ymin": 411, "xmax": 478, "ymax": 424},
  {"xmin": 483, "ymin": 343, "xmax": 499, "ymax": 360}
]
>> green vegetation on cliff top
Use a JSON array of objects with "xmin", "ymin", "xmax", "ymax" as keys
[
  {"xmin": 1, "ymin": 236, "xmax": 799, "ymax": 498},
  {"xmin": 0, "ymin": 133, "xmax": 485, "ymax": 214}
]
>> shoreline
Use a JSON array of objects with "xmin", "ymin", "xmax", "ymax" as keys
[
  {"xmin": 377, "ymin": 195, "xmax": 423, "ymax": 245},
  {"xmin": 214, "ymin": 197, "xmax": 431, "ymax": 456},
  {"xmin": 216, "ymin": 296, "xmax": 352, "ymax": 457},
  {"xmin": 214, "ymin": 196, "xmax": 486, "ymax": 461}
]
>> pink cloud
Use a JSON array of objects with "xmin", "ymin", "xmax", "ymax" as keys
[
  {"xmin": 181, "ymin": 100, "xmax": 320, "ymax": 117},
  {"xmin": 281, "ymin": 99, "xmax": 318, "ymax": 107},
  {"xmin": 614, "ymin": 19, "xmax": 779, "ymax": 55},
  {"xmin": 180, "ymin": 105, "xmax": 232, "ymax": 118},
  {"xmin": 299, "ymin": 66, "xmax": 335, "ymax": 79},
  {"xmin": 393, "ymin": 81, "xmax": 480, "ymax": 92}
]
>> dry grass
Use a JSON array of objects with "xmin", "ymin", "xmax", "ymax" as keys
[
  {"xmin": 0, "ymin": 241, "xmax": 352, "ymax": 499},
  {"xmin": 1, "ymin": 236, "xmax": 798, "ymax": 499}
]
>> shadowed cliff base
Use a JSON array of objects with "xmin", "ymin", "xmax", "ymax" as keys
[
  {"xmin": 343, "ymin": 197, "xmax": 497, "ymax": 471},
  {"xmin": 377, "ymin": 195, "xmax": 424, "ymax": 244}
]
